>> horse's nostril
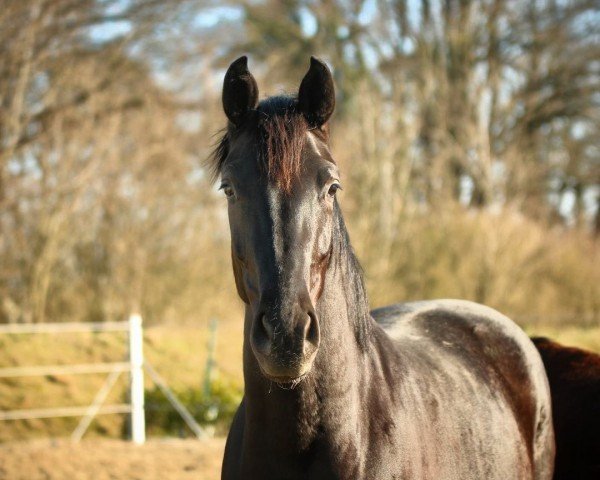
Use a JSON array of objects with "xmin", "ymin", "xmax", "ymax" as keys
[
  {"xmin": 299, "ymin": 314, "xmax": 310, "ymax": 338},
  {"xmin": 304, "ymin": 313, "xmax": 319, "ymax": 347},
  {"xmin": 261, "ymin": 314, "xmax": 274, "ymax": 341}
]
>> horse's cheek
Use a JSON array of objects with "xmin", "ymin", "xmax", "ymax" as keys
[{"xmin": 231, "ymin": 257, "xmax": 250, "ymax": 304}]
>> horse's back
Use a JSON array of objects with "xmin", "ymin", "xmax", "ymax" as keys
[
  {"xmin": 372, "ymin": 299, "xmax": 555, "ymax": 480},
  {"xmin": 373, "ymin": 300, "xmax": 548, "ymax": 393}
]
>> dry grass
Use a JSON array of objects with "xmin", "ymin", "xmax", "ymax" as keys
[
  {"xmin": 525, "ymin": 325, "xmax": 600, "ymax": 353},
  {"xmin": 0, "ymin": 438, "xmax": 226, "ymax": 480}
]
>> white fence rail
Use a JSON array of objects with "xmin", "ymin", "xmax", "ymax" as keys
[
  {"xmin": 2, "ymin": 404, "xmax": 132, "ymax": 421},
  {"xmin": 0, "ymin": 315, "xmax": 206, "ymax": 443},
  {"xmin": 0, "ymin": 321, "xmax": 133, "ymax": 334},
  {"xmin": 0, "ymin": 362, "xmax": 131, "ymax": 378}
]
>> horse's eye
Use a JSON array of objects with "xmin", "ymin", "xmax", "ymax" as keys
[
  {"xmin": 327, "ymin": 182, "xmax": 342, "ymax": 197},
  {"xmin": 219, "ymin": 183, "xmax": 235, "ymax": 199}
]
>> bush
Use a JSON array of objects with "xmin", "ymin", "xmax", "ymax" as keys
[{"xmin": 144, "ymin": 378, "xmax": 242, "ymax": 437}]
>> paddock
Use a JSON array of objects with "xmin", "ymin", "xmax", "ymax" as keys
[{"xmin": 0, "ymin": 438, "xmax": 225, "ymax": 480}]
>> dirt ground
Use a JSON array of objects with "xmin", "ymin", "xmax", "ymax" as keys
[{"xmin": 0, "ymin": 438, "xmax": 226, "ymax": 480}]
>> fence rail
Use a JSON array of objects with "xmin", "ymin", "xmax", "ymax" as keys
[
  {"xmin": 0, "ymin": 321, "xmax": 130, "ymax": 334},
  {"xmin": 0, "ymin": 404, "xmax": 132, "ymax": 421},
  {"xmin": 0, "ymin": 362, "xmax": 131, "ymax": 378}
]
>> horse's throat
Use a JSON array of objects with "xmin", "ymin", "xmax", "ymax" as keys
[{"xmin": 244, "ymin": 333, "xmax": 361, "ymax": 454}]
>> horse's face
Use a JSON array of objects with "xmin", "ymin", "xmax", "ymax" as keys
[{"xmin": 218, "ymin": 57, "xmax": 337, "ymax": 383}]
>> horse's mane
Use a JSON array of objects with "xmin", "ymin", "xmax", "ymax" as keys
[
  {"xmin": 208, "ymin": 95, "xmax": 308, "ymax": 193},
  {"xmin": 209, "ymin": 95, "xmax": 372, "ymax": 349},
  {"xmin": 332, "ymin": 202, "xmax": 372, "ymax": 350}
]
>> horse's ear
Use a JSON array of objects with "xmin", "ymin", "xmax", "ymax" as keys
[
  {"xmin": 222, "ymin": 56, "xmax": 259, "ymax": 126},
  {"xmin": 298, "ymin": 57, "xmax": 335, "ymax": 128}
]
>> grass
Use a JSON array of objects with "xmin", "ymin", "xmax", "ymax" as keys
[
  {"xmin": 0, "ymin": 316, "xmax": 597, "ymax": 442},
  {"xmin": 525, "ymin": 324, "xmax": 600, "ymax": 353}
]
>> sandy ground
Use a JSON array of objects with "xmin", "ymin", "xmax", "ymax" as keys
[{"xmin": 0, "ymin": 438, "xmax": 226, "ymax": 480}]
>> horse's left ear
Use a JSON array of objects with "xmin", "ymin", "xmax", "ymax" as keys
[{"xmin": 298, "ymin": 57, "xmax": 335, "ymax": 128}]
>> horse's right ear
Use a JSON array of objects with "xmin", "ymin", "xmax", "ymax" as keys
[{"xmin": 222, "ymin": 56, "xmax": 259, "ymax": 126}]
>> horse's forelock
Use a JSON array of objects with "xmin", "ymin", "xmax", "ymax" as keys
[
  {"xmin": 208, "ymin": 96, "xmax": 311, "ymax": 192},
  {"xmin": 259, "ymin": 108, "xmax": 308, "ymax": 193}
]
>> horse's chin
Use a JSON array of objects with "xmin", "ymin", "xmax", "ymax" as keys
[
  {"xmin": 251, "ymin": 342, "xmax": 317, "ymax": 387},
  {"xmin": 257, "ymin": 362, "xmax": 312, "ymax": 388},
  {"xmin": 264, "ymin": 371, "xmax": 309, "ymax": 389}
]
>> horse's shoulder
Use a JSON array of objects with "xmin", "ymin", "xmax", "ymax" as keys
[
  {"xmin": 373, "ymin": 300, "xmax": 550, "ymax": 406},
  {"xmin": 371, "ymin": 300, "xmax": 554, "ymax": 478}
]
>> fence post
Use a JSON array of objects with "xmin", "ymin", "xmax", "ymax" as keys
[
  {"xmin": 203, "ymin": 318, "xmax": 218, "ymax": 397},
  {"xmin": 129, "ymin": 313, "xmax": 145, "ymax": 444}
]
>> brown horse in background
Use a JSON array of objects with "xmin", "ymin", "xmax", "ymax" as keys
[{"xmin": 532, "ymin": 337, "xmax": 600, "ymax": 480}]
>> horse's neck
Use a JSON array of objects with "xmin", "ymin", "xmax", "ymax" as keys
[{"xmin": 242, "ymin": 270, "xmax": 367, "ymax": 456}]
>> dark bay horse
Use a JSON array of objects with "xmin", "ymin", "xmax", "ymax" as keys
[
  {"xmin": 532, "ymin": 337, "xmax": 600, "ymax": 480},
  {"xmin": 214, "ymin": 56, "xmax": 555, "ymax": 479}
]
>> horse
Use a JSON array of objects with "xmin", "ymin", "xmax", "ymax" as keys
[
  {"xmin": 532, "ymin": 337, "xmax": 600, "ymax": 480},
  {"xmin": 213, "ymin": 56, "xmax": 555, "ymax": 480}
]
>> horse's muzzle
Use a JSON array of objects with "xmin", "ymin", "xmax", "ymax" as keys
[{"xmin": 250, "ymin": 306, "xmax": 320, "ymax": 382}]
